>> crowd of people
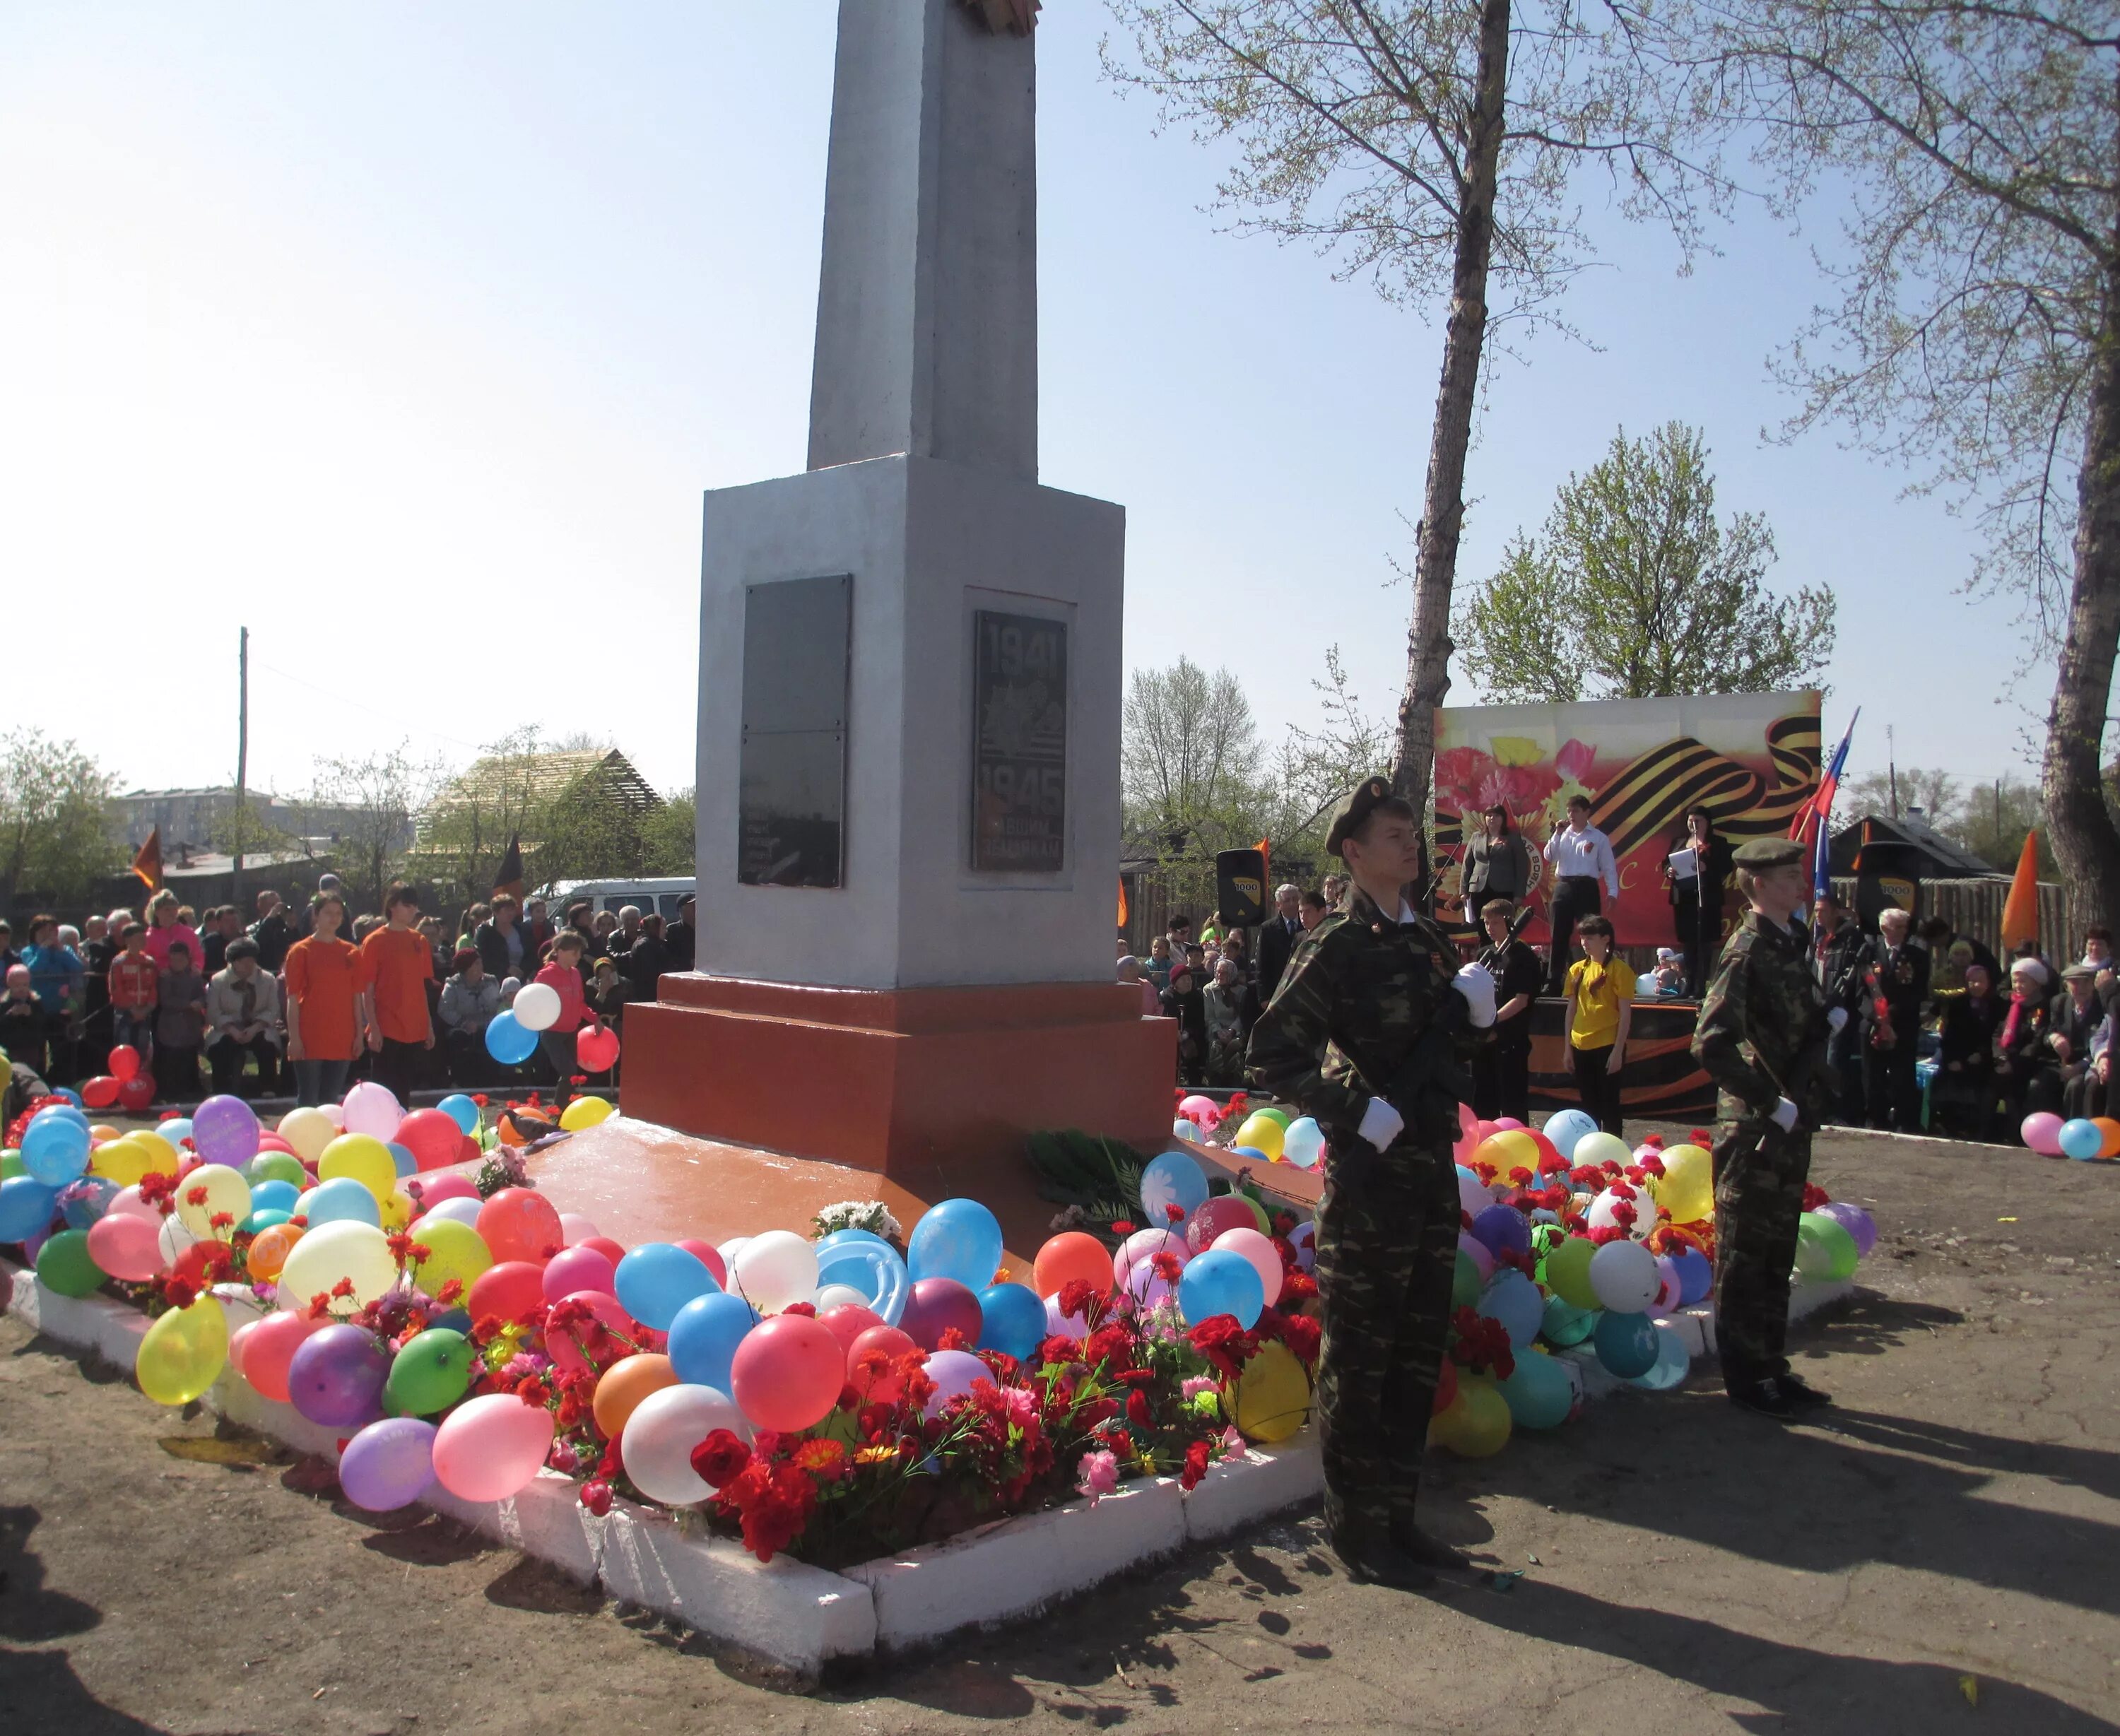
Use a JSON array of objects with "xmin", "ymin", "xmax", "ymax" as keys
[{"xmin": 0, "ymin": 880, "xmax": 700, "ymax": 1110}]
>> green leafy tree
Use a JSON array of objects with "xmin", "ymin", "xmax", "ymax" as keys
[
  {"xmin": 312, "ymin": 743, "xmax": 446, "ymax": 915},
  {"xmin": 1454, "ymin": 422, "xmax": 1836, "ymax": 701},
  {"xmin": 641, "ymin": 789, "xmax": 698, "ymax": 876},
  {"xmin": 0, "ymin": 729, "xmax": 122, "ymax": 907},
  {"xmin": 1121, "ymin": 657, "xmax": 1271, "ymax": 856}
]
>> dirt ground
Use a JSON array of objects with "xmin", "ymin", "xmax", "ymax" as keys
[{"xmin": 4, "ymin": 1128, "xmax": 2118, "ymax": 1735}]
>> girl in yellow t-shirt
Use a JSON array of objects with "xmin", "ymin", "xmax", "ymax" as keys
[{"xmin": 1562, "ymin": 914, "xmax": 1635, "ymax": 1136}]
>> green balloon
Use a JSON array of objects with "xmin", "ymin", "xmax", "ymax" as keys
[
  {"xmin": 240, "ymin": 1208, "xmax": 293, "ymax": 1236},
  {"xmin": 1795, "ymin": 1212, "xmax": 1859, "ymax": 1282},
  {"xmin": 1252, "ymin": 1106, "xmax": 1293, "ymax": 1130},
  {"xmin": 1545, "ymin": 1236, "xmax": 1599, "ymax": 1311},
  {"xmin": 1541, "ymin": 1293, "xmax": 1598, "ymax": 1347},
  {"xmin": 1497, "ymin": 1347, "xmax": 1576, "ymax": 1429},
  {"xmin": 246, "ymin": 1151, "xmax": 307, "ymax": 1188},
  {"xmin": 1, "ymin": 1149, "xmax": 24, "ymax": 1181},
  {"xmin": 37, "ymin": 1228, "xmax": 107, "ymax": 1298},
  {"xmin": 384, "ymin": 1328, "xmax": 473, "ymax": 1417},
  {"xmin": 1451, "ymin": 1250, "xmax": 1483, "ymax": 1309}
]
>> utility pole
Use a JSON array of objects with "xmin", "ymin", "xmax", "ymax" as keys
[
  {"xmin": 1887, "ymin": 725, "xmax": 1899, "ymax": 820},
  {"xmin": 232, "ymin": 626, "xmax": 250, "ymax": 909}
]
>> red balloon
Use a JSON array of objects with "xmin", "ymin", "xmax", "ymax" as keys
[
  {"xmin": 898, "ymin": 1277, "xmax": 982, "ymax": 1352},
  {"xmin": 256, "ymin": 1133, "xmax": 298, "ymax": 1156},
  {"xmin": 846, "ymin": 1324, "xmax": 917, "ymax": 1403},
  {"xmin": 107, "ymin": 1044, "xmax": 141, "ymax": 1082},
  {"xmin": 458, "ymin": 1134, "xmax": 483, "ymax": 1166},
  {"xmin": 675, "ymin": 1238, "xmax": 727, "ymax": 1288},
  {"xmin": 576, "ymin": 1025, "xmax": 620, "ymax": 1073},
  {"xmin": 118, "ymin": 1076, "xmax": 155, "ymax": 1113},
  {"xmin": 476, "ymin": 1187, "xmax": 564, "ymax": 1264},
  {"xmin": 729, "ymin": 1314, "xmax": 845, "ymax": 1431},
  {"xmin": 467, "ymin": 1260, "xmax": 548, "ymax": 1321},
  {"xmin": 80, "ymin": 1075, "xmax": 121, "ymax": 1109},
  {"xmin": 578, "ymin": 1235, "xmax": 627, "ymax": 1268},
  {"xmin": 397, "ymin": 1109, "xmax": 466, "ymax": 1172},
  {"xmin": 818, "ymin": 1303, "xmax": 883, "ymax": 1355},
  {"xmin": 1432, "ymin": 1356, "xmax": 1459, "ymax": 1416},
  {"xmin": 1185, "ymin": 1196, "xmax": 1261, "ymax": 1255},
  {"xmin": 240, "ymin": 1311, "xmax": 325, "ymax": 1403}
]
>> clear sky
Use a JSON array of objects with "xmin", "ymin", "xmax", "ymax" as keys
[{"xmin": 1, "ymin": 1, "xmax": 2045, "ymax": 808}]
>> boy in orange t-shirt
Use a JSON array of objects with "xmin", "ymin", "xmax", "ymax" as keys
[{"xmin": 361, "ymin": 884, "xmax": 435, "ymax": 1099}]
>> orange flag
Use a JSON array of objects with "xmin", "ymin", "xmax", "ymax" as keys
[
  {"xmin": 1256, "ymin": 837, "xmax": 1271, "ymax": 880},
  {"xmin": 1999, "ymin": 829, "xmax": 2040, "ymax": 952},
  {"xmin": 131, "ymin": 825, "xmax": 163, "ymax": 892},
  {"xmin": 1116, "ymin": 875, "xmax": 1129, "ymax": 929}
]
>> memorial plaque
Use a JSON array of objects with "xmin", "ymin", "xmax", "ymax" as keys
[
  {"xmin": 738, "ymin": 574, "xmax": 851, "ymax": 887},
  {"xmin": 970, "ymin": 608, "xmax": 1067, "ymax": 873}
]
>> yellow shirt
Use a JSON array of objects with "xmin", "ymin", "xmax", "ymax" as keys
[{"xmin": 1565, "ymin": 956, "xmax": 1636, "ymax": 1050}]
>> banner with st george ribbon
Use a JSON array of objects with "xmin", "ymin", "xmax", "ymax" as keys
[{"xmin": 1433, "ymin": 691, "xmax": 1822, "ymax": 952}]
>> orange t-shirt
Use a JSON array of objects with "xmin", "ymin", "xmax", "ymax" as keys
[
  {"xmin": 283, "ymin": 938, "xmax": 370, "ymax": 1061},
  {"xmin": 361, "ymin": 924, "xmax": 435, "ymax": 1044}
]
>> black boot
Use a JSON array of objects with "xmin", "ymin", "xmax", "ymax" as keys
[
  {"xmin": 1328, "ymin": 1528, "xmax": 1433, "ymax": 1590},
  {"xmin": 1777, "ymin": 1371, "xmax": 1832, "ymax": 1408},
  {"xmin": 1727, "ymin": 1377, "xmax": 1800, "ymax": 1420},
  {"xmin": 1389, "ymin": 1519, "xmax": 1472, "ymax": 1571}
]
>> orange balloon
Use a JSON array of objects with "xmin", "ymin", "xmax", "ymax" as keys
[
  {"xmin": 1033, "ymin": 1232, "xmax": 1114, "ymax": 1299},
  {"xmin": 2094, "ymin": 1117, "xmax": 2120, "ymax": 1159},
  {"xmin": 90, "ymin": 1123, "xmax": 122, "ymax": 1141},
  {"xmin": 247, "ymin": 1222, "xmax": 303, "ymax": 1283},
  {"xmin": 591, "ymin": 1352, "xmax": 677, "ymax": 1440}
]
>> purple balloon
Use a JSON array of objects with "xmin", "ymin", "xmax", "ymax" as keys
[
  {"xmin": 920, "ymin": 1348, "xmax": 991, "ymax": 1418},
  {"xmin": 1123, "ymin": 1253, "xmax": 1178, "ymax": 1313},
  {"xmin": 1470, "ymin": 1203, "xmax": 1532, "ymax": 1259},
  {"xmin": 1815, "ymin": 1200, "xmax": 1877, "ymax": 1258},
  {"xmin": 899, "ymin": 1277, "xmax": 983, "ymax": 1352},
  {"xmin": 288, "ymin": 1323, "xmax": 391, "ymax": 1428},
  {"xmin": 191, "ymin": 1094, "xmax": 261, "ymax": 1167},
  {"xmin": 338, "ymin": 1416, "xmax": 437, "ymax": 1511}
]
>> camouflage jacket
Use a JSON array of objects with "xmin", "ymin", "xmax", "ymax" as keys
[
  {"xmin": 1692, "ymin": 908, "xmax": 1831, "ymax": 1123},
  {"xmin": 1244, "ymin": 883, "xmax": 1466, "ymax": 1147}
]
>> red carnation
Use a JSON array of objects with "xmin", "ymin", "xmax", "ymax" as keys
[
  {"xmin": 1125, "ymin": 1388, "xmax": 1153, "ymax": 1429},
  {"xmin": 1180, "ymin": 1439, "xmax": 1211, "ymax": 1491},
  {"xmin": 689, "ymin": 1429, "xmax": 751, "ymax": 1489}
]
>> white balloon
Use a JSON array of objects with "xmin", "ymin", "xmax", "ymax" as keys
[
  {"xmin": 341, "ymin": 1081, "xmax": 404, "ymax": 1140},
  {"xmin": 419, "ymin": 1196, "xmax": 484, "ymax": 1229},
  {"xmin": 729, "ymin": 1230, "xmax": 819, "ymax": 1315},
  {"xmin": 1572, "ymin": 1131, "xmax": 1632, "ymax": 1170},
  {"xmin": 814, "ymin": 1283, "xmax": 870, "ymax": 1311},
  {"xmin": 1457, "ymin": 1169, "xmax": 1492, "ymax": 1219},
  {"xmin": 1281, "ymin": 1116, "xmax": 1327, "ymax": 1171},
  {"xmin": 157, "ymin": 1213, "xmax": 202, "ymax": 1268},
  {"xmin": 621, "ymin": 1383, "xmax": 750, "ymax": 1506},
  {"xmin": 512, "ymin": 982, "xmax": 563, "ymax": 1033},
  {"xmin": 558, "ymin": 1212, "xmax": 601, "ymax": 1246},
  {"xmin": 1588, "ymin": 1238, "xmax": 1660, "ymax": 1313},
  {"xmin": 1585, "ymin": 1186, "xmax": 1654, "ymax": 1242}
]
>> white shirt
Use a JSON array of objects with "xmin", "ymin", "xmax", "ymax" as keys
[{"xmin": 1545, "ymin": 822, "xmax": 1620, "ymax": 897}]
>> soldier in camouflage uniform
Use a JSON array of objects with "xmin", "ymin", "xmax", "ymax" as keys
[
  {"xmin": 1691, "ymin": 836, "xmax": 1848, "ymax": 1420},
  {"xmin": 1247, "ymin": 777, "xmax": 1496, "ymax": 1588}
]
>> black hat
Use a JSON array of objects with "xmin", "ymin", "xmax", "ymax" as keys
[
  {"xmin": 1326, "ymin": 776, "xmax": 1396, "ymax": 855},
  {"xmin": 1731, "ymin": 837, "xmax": 1805, "ymax": 870}
]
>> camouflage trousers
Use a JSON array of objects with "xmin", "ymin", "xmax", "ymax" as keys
[
  {"xmin": 1312, "ymin": 1142, "xmax": 1459, "ymax": 1544},
  {"xmin": 1710, "ymin": 1116, "xmax": 1813, "ymax": 1385}
]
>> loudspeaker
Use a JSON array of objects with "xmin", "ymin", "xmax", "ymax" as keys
[{"xmin": 1216, "ymin": 849, "xmax": 1268, "ymax": 928}]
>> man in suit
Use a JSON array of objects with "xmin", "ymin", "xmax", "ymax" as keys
[
  {"xmin": 1255, "ymin": 883, "xmax": 1305, "ymax": 1006},
  {"xmin": 1861, "ymin": 906, "xmax": 1929, "ymax": 1131}
]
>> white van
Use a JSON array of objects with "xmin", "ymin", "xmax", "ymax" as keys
[{"xmin": 538, "ymin": 878, "xmax": 695, "ymax": 922}]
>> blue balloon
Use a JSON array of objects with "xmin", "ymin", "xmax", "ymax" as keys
[
  {"xmin": 1139, "ymin": 1152, "xmax": 1210, "ymax": 1224},
  {"xmin": 1476, "ymin": 1270, "xmax": 1545, "ymax": 1350},
  {"xmin": 907, "ymin": 1198, "xmax": 1004, "ymax": 1292},
  {"xmin": 436, "ymin": 1094, "xmax": 482, "ymax": 1135},
  {"xmin": 242, "ymin": 1209, "xmax": 293, "ymax": 1236},
  {"xmin": 32, "ymin": 1102, "xmax": 87, "ymax": 1127},
  {"xmin": 428, "ymin": 1306, "xmax": 473, "ymax": 1335},
  {"xmin": 1497, "ymin": 1349, "xmax": 1576, "ymax": 1428},
  {"xmin": 815, "ymin": 1238, "xmax": 909, "ymax": 1325},
  {"xmin": 61, "ymin": 1178, "xmax": 119, "ymax": 1229},
  {"xmin": 0, "ymin": 1176, "xmax": 59, "ymax": 1243},
  {"xmin": 158, "ymin": 1118, "xmax": 194, "ymax": 1150},
  {"xmin": 305, "ymin": 1176, "xmax": 382, "ymax": 1229},
  {"xmin": 52, "ymin": 1087, "xmax": 83, "ymax": 1109},
  {"xmin": 1671, "ymin": 1246, "xmax": 1714, "ymax": 1306},
  {"xmin": 1541, "ymin": 1293, "xmax": 1598, "ymax": 1347},
  {"xmin": 1177, "ymin": 1248, "xmax": 1265, "ymax": 1329},
  {"xmin": 1542, "ymin": 1109, "xmax": 1598, "ymax": 1162},
  {"xmin": 667, "ymin": 1290, "xmax": 760, "ymax": 1390},
  {"xmin": 1627, "ymin": 1324, "xmax": 1692, "ymax": 1390},
  {"xmin": 386, "ymin": 1142, "xmax": 419, "ymax": 1179},
  {"xmin": 485, "ymin": 1010, "xmax": 536, "ymax": 1065},
  {"xmin": 2059, "ymin": 1117, "xmax": 2104, "ymax": 1160},
  {"xmin": 1471, "ymin": 1203, "xmax": 1532, "ymax": 1260},
  {"xmin": 1229, "ymin": 1145, "xmax": 1270, "ymax": 1164},
  {"xmin": 20, "ymin": 1114, "xmax": 91, "ymax": 1187},
  {"xmin": 1592, "ymin": 1307, "xmax": 1660, "ymax": 1378},
  {"xmin": 977, "ymin": 1282, "xmax": 1047, "ymax": 1362},
  {"xmin": 614, "ymin": 1242, "xmax": 719, "ymax": 1332},
  {"xmin": 249, "ymin": 1178, "xmax": 301, "ymax": 1216}
]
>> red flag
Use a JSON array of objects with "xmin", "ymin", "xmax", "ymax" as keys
[
  {"xmin": 131, "ymin": 825, "xmax": 163, "ymax": 892},
  {"xmin": 1256, "ymin": 837, "xmax": 1271, "ymax": 880},
  {"xmin": 1116, "ymin": 876, "xmax": 1129, "ymax": 929}
]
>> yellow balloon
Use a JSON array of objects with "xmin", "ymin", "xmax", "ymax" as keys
[
  {"xmin": 131, "ymin": 1128, "xmax": 181, "ymax": 1177},
  {"xmin": 277, "ymin": 1105, "xmax": 338, "ymax": 1164},
  {"xmin": 1232, "ymin": 1339, "xmax": 1312, "ymax": 1443},
  {"xmin": 558, "ymin": 1095, "xmax": 615, "ymax": 1131},
  {"xmin": 318, "ymin": 1133, "xmax": 397, "ymax": 1203},
  {"xmin": 276, "ymin": 1220, "xmax": 396, "ymax": 1313},
  {"xmin": 1473, "ymin": 1130, "xmax": 1543, "ymax": 1178},
  {"xmin": 409, "ymin": 1217, "xmax": 493, "ymax": 1294},
  {"xmin": 175, "ymin": 1164, "xmax": 252, "ymax": 1238},
  {"xmin": 379, "ymin": 1189, "xmax": 415, "ymax": 1234},
  {"xmin": 1652, "ymin": 1143, "xmax": 1715, "ymax": 1225},
  {"xmin": 90, "ymin": 1136, "xmax": 153, "ymax": 1187},
  {"xmin": 1233, "ymin": 1114, "xmax": 1285, "ymax": 1160},
  {"xmin": 1439, "ymin": 1375, "xmax": 1512, "ymax": 1458},
  {"xmin": 136, "ymin": 1298, "xmax": 230, "ymax": 1406}
]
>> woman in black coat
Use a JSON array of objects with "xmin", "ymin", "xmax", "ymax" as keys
[
  {"xmin": 1663, "ymin": 807, "xmax": 1736, "ymax": 999},
  {"xmin": 1160, "ymin": 964, "xmax": 1211, "ymax": 1088}
]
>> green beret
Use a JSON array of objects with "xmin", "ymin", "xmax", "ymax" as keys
[
  {"xmin": 1326, "ymin": 775, "xmax": 1397, "ymax": 855},
  {"xmin": 1732, "ymin": 837, "xmax": 1805, "ymax": 870}
]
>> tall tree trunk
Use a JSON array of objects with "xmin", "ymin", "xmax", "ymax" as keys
[
  {"xmin": 2042, "ymin": 237, "xmax": 2120, "ymax": 931},
  {"xmin": 1391, "ymin": 0, "xmax": 1509, "ymax": 814}
]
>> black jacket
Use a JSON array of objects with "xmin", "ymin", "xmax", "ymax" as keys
[
  {"xmin": 664, "ymin": 920, "xmax": 697, "ymax": 974},
  {"xmin": 1865, "ymin": 938, "xmax": 1930, "ymax": 1033},
  {"xmin": 1666, "ymin": 833, "xmax": 1736, "ymax": 907},
  {"xmin": 473, "ymin": 919, "xmax": 533, "ymax": 984},
  {"xmin": 625, "ymin": 933, "xmax": 669, "ymax": 1000},
  {"xmin": 1938, "ymin": 992, "xmax": 2003, "ymax": 1075},
  {"xmin": 1255, "ymin": 915, "xmax": 1302, "ymax": 1006},
  {"xmin": 249, "ymin": 911, "xmax": 292, "ymax": 973}
]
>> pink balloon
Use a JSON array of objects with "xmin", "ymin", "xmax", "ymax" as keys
[
  {"xmin": 228, "ymin": 1318, "xmax": 262, "ymax": 1383},
  {"xmin": 899, "ymin": 1277, "xmax": 983, "ymax": 1352},
  {"xmin": 543, "ymin": 1289, "xmax": 640, "ymax": 1377},
  {"xmin": 411, "ymin": 1173, "xmax": 478, "ymax": 1213},
  {"xmin": 541, "ymin": 1246, "xmax": 617, "ymax": 1303},
  {"xmin": 1112, "ymin": 1225, "xmax": 1189, "ymax": 1286},
  {"xmin": 1456, "ymin": 1231, "xmax": 1495, "ymax": 1282},
  {"xmin": 1492, "ymin": 1117, "xmax": 1526, "ymax": 1131},
  {"xmin": 2022, "ymin": 1111, "xmax": 2065, "ymax": 1156},
  {"xmin": 729, "ymin": 1314, "xmax": 845, "ymax": 1431},
  {"xmin": 239, "ymin": 1310, "xmax": 324, "ymax": 1403},
  {"xmin": 1210, "ymin": 1227, "xmax": 1284, "ymax": 1308},
  {"xmin": 818, "ymin": 1303, "xmax": 883, "ymax": 1355},
  {"xmin": 431, "ymin": 1393, "xmax": 555, "ymax": 1504},
  {"xmin": 1451, "ymin": 1100, "xmax": 1480, "ymax": 1164},
  {"xmin": 341, "ymin": 1081, "xmax": 404, "ymax": 1140},
  {"xmin": 86, "ymin": 1212, "xmax": 164, "ymax": 1282},
  {"xmin": 106, "ymin": 1185, "xmax": 161, "ymax": 1223},
  {"xmin": 675, "ymin": 1238, "xmax": 728, "ymax": 1289},
  {"xmin": 919, "ymin": 1348, "xmax": 989, "ymax": 1418},
  {"xmin": 558, "ymin": 1212, "xmax": 600, "ymax": 1247}
]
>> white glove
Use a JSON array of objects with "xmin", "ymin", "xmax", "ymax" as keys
[
  {"xmin": 1451, "ymin": 962, "xmax": 1497, "ymax": 1029},
  {"xmin": 1358, "ymin": 1095, "xmax": 1406, "ymax": 1150},
  {"xmin": 1826, "ymin": 1006, "xmax": 1849, "ymax": 1034},
  {"xmin": 1770, "ymin": 1096, "xmax": 1799, "ymax": 1132}
]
